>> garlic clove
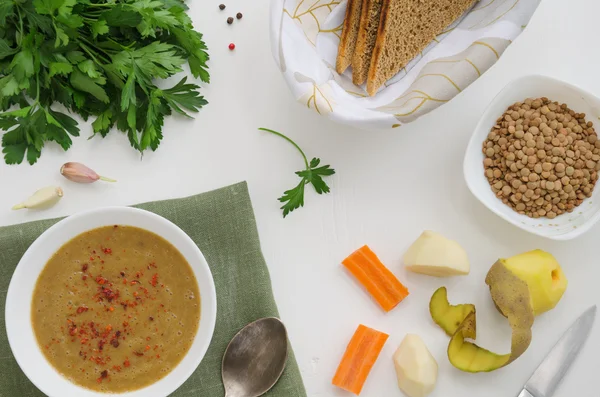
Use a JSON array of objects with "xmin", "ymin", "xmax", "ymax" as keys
[
  {"xmin": 60, "ymin": 162, "xmax": 116, "ymax": 183},
  {"xmin": 12, "ymin": 186, "xmax": 64, "ymax": 210}
]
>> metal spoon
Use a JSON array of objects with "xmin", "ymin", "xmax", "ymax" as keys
[{"xmin": 222, "ymin": 317, "xmax": 289, "ymax": 397}]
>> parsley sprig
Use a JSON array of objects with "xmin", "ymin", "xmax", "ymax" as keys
[
  {"xmin": 0, "ymin": 0, "xmax": 209, "ymax": 165},
  {"xmin": 259, "ymin": 128, "xmax": 336, "ymax": 218}
]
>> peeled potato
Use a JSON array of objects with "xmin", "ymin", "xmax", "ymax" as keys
[
  {"xmin": 394, "ymin": 334, "xmax": 438, "ymax": 397},
  {"xmin": 495, "ymin": 250, "xmax": 568, "ymax": 316},
  {"xmin": 403, "ymin": 231, "xmax": 469, "ymax": 277}
]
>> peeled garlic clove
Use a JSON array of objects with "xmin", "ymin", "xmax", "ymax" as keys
[
  {"xmin": 12, "ymin": 186, "xmax": 64, "ymax": 210},
  {"xmin": 60, "ymin": 162, "xmax": 116, "ymax": 183}
]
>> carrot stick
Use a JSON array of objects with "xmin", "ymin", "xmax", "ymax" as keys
[
  {"xmin": 332, "ymin": 324, "xmax": 389, "ymax": 395},
  {"xmin": 342, "ymin": 245, "xmax": 409, "ymax": 312}
]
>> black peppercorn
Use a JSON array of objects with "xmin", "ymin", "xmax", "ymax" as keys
[
  {"xmin": 236, "ymin": 12, "xmax": 243, "ymax": 19},
  {"xmin": 227, "ymin": 17, "xmax": 234, "ymax": 24},
  {"xmin": 219, "ymin": 4, "xmax": 225, "ymax": 10}
]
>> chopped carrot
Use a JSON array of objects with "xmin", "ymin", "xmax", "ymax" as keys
[
  {"xmin": 342, "ymin": 245, "xmax": 409, "ymax": 312},
  {"xmin": 332, "ymin": 324, "xmax": 389, "ymax": 395}
]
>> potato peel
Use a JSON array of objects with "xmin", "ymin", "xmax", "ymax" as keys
[
  {"xmin": 430, "ymin": 262, "xmax": 535, "ymax": 373},
  {"xmin": 429, "ymin": 287, "xmax": 475, "ymax": 336}
]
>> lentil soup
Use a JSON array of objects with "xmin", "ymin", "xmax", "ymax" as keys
[{"xmin": 31, "ymin": 225, "xmax": 201, "ymax": 393}]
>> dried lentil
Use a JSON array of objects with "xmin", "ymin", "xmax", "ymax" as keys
[{"xmin": 482, "ymin": 97, "xmax": 599, "ymax": 218}]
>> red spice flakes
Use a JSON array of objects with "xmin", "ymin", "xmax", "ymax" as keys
[
  {"xmin": 95, "ymin": 275, "xmax": 108, "ymax": 285},
  {"xmin": 150, "ymin": 274, "xmax": 158, "ymax": 287},
  {"xmin": 106, "ymin": 325, "xmax": 113, "ymax": 332},
  {"xmin": 149, "ymin": 316, "xmax": 154, "ymax": 321},
  {"xmin": 130, "ymin": 280, "xmax": 140, "ymax": 285},
  {"xmin": 89, "ymin": 322, "xmax": 100, "ymax": 337},
  {"xmin": 82, "ymin": 275, "xmax": 88, "ymax": 281},
  {"xmin": 156, "ymin": 354, "xmax": 160, "ymax": 359},
  {"xmin": 97, "ymin": 370, "xmax": 109, "ymax": 383},
  {"xmin": 133, "ymin": 351, "xmax": 144, "ymax": 357},
  {"xmin": 112, "ymin": 365, "xmax": 122, "ymax": 372},
  {"xmin": 92, "ymin": 250, "xmax": 96, "ymax": 254},
  {"xmin": 103, "ymin": 247, "xmax": 113, "ymax": 255},
  {"xmin": 110, "ymin": 339, "xmax": 119, "ymax": 348},
  {"xmin": 145, "ymin": 345, "xmax": 151, "ymax": 351},
  {"xmin": 124, "ymin": 358, "xmax": 130, "ymax": 367},
  {"xmin": 82, "ymin": 263, "xmax": 88, "ymax": 272},
  {"xmin": 146, "ymin": 336, "xmax": 151, "ymax": 341},
  {"xmin": 90, "ymin": 356, "xmax": 107, "ymax": 365},
  {"xmin": 153, "ymin": 344, "xmax": 159, "ymax": 350},
  {"xmin": 135, "ymin": 271, "xmax": 143, "ymax": 279},
  {"xmin": 90, "ymin": 256, "xmax": 95, "ymax": 261},
  {"xmin": 120, "ymin": 271, "xmax": 125, "ymax": 277},
  {"xmin": 76, "ymin": 306, "xmax": 89, "ymax": 314},
  {"xmin": 108, "ymin": 306, "xmax": 115, "ymax": 312},
  {"xmin": 98, "ymin": 340, "xmax": 105, "ymax": 351},
  {"xmin": 99, "ymin": 286, "xmax": 119, "ymax": 302}
]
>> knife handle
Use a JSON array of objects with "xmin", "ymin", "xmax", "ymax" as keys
[{"xmin": 517, "ymin": 389, "xmax": 534, "ymax": 397}]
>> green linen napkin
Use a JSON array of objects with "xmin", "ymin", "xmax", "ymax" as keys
[{"xmin": 0, "ymin": 182, "xmax": 306, "ymax": 397}]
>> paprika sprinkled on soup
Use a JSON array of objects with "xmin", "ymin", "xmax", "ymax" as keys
[{"xmin": 31, "ymin": 226, "xmax": 200, "ymax": 393}]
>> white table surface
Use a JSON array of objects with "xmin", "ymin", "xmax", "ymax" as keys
[{"xmin": 1, "ymin": 0, "xmax": 598, "ymax": 396}]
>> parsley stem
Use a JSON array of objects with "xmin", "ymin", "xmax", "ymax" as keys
[
  {"xmin": 15, "ymin": 6, "xmax": 23, "ymax": 46},
  {"xmin": 35, "ymin": 74, "xmax": 40, "ymax": 102},
  {"xmin": 78, "ymin": 42, "xmax": 110, "ymax": 64},
  {"xmin": 258, "ymin": 128, "xmax": 309, "ymax": 170}
]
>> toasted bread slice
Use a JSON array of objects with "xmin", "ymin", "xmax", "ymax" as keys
[
  {"xmin": 366, "ymin": 0, "xmax": 477, "ymax": 96},
  {"xmin": 336, "ymin": 0, "xmax": 363, "ymax": 74},
  {"xmin": 351, "ymin": 0, "xmax": 383, "ymax": 86}
]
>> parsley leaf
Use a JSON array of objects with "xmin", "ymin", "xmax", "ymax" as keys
[
  {"xmin": 161, "ymin": 77, "xmax": 207, "ymax": 115},
  {"xmin": 259, "ymin": 128, "xmax": 336, "ymax": 218},
  {"xmin": 297, "ymin": 158, "xmax": 336, "ymax": 194},
  {"xmin": 102, "ymin": 6, "xmax": 143, "ymax": 27},
  {"xmin": 0, "ymin": 0, "xmax": 209, "ymax": 164}
]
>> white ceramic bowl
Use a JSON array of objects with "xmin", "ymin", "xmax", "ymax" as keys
[
  {"xmin": 5, "ymin": 207, "xmax": 217, "ymax": 397},
  {"xmin": 464, "ymin": 75, "xmax": 600, "ymax": 240}
]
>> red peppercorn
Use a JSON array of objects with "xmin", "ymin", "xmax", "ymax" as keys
[{"xmin": 229, "ymin": 43, "xmax": 235, "ymax": 50}]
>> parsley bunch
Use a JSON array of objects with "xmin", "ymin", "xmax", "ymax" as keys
[
  {"xmin": 0, "ymin": 0, "xmax": 209, "ymax": 165},
  {"xmin": 259, "ymin": 128, "xmax": 335, "ymax": 217}
]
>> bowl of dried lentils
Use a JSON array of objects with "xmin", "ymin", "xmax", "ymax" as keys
[{"xmin": 464, "ymin": 75, "xmax": 600, "ymax": 240}]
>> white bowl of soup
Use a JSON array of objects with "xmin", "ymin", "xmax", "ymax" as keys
[{"xmin": 5, "ymin": 207, "xmax": 217, "ymax": 397}]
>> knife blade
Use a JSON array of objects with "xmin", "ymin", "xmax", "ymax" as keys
[{"xmin": 518, "ymin": 305, "xmax": 596, "ymax": 397}]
